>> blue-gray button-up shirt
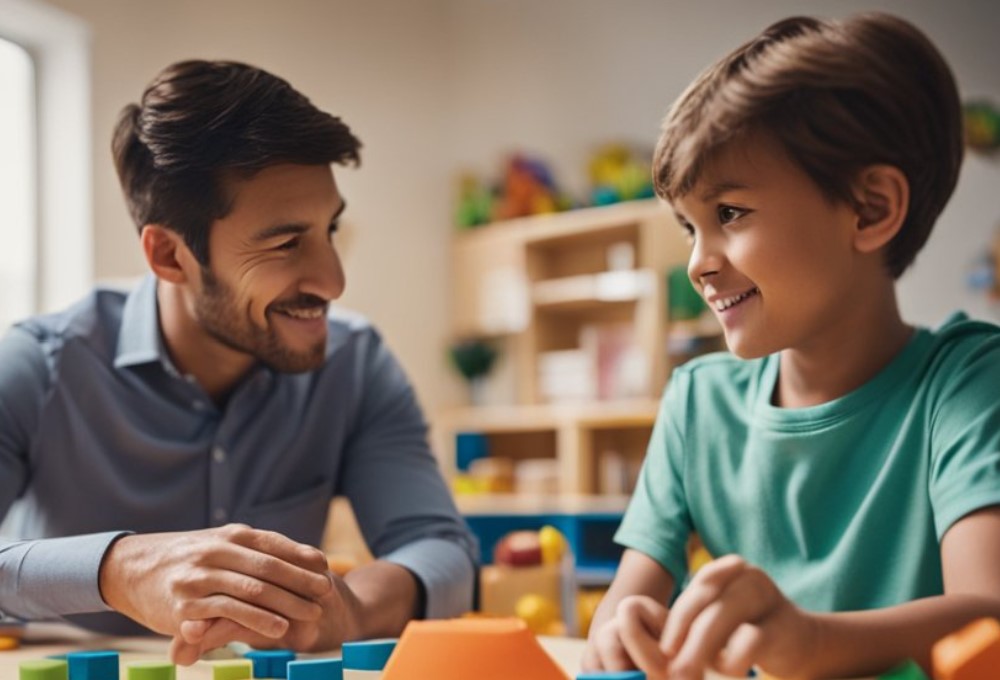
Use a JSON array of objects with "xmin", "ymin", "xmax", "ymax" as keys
[{"xmin": 0, "ymin": 275, "xmax": 476, "ymax": 633}]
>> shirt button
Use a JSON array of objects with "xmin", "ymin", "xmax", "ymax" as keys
[
  {"xmin": 212, "ymin": 447, "xmax": 227, "ymax": 464},
  {"xmin": 213, "ymin": 508, "xmax": 228, "ymax": 523}
]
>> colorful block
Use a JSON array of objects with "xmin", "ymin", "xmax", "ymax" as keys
[
  {"xmin": 125, "ymin": 661, "xmax": 176, "ymax": 680},
  {"xmin": 380, "ymin": 617, "xmax": 568, "ymax": 680},
  {"xmin": 20, "ymin": 659, "xmax": 69, "ymax": 680},
  {"xmin": 194, "ymin": 659, "xmax": 253, "ymax": 680},
  {"xmin": 878, "ymin": 659, "xmax": 929, "ymax": 678},
  {"xmin": 244, "ymin": 649, "xmax": 296, "ymax": 678},
  {"xmin": 0, "ymin": 635, "xmax": 21, "ymax": 650},
  {"xmin": 342, "ymin": 638, "xmax": 397, "ymax": 673},
  {"xmin": 66, "ymin": 650, "xmax": 119, "ymax": 680},
  {"xmin": 933, "ymin": 617, "xmax": 1000, "ymax": 680},
  {"xmin": 288, "ymin": 658, "xmax": 344, "ymax": 680}
]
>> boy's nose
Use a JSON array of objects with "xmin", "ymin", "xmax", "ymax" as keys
[{"xmin": 687, "ymin": 234, "xmax": 723, "ymax": 287}]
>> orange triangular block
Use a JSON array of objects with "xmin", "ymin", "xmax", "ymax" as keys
[
  {"xmin": 380, "ymin": 617, "xmax": 569, "ymax": 680},
  {"xmin": 932, "ymin": 617, "xmax": 1000, "ymax": 680}
]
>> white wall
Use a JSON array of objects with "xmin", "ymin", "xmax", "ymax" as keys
[{"xmin": 43, "ymin": 0, "xmax": 1000, "ymax": 417}]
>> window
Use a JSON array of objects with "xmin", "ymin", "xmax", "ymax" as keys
[
  {"xmin": 1, "ymin": 0, "xmax": 91, "ymax": 327},
  {"xmin": 0, "ymin": 37, "xmax": 36, "ymax": 329}
]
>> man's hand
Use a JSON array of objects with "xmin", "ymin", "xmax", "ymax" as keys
[
  {"xmin": 169, "ymin": 572, "xmax": 364, "ymax": 664},
  {"xmin": 98, "ymin": 523, "xmax": 332, "ymax": 657},
  {"xmin": 168, "ymin": 560, "xmax": 421, "ymax": 665}
]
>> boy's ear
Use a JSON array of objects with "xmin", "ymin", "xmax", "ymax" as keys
[
  {"xmin": 140, "ymin": 225, "xmax": 196, "ymax": 284},
  {"xmin": 850, "ymin": 164, "xmax": 910, "ymax": 254}
]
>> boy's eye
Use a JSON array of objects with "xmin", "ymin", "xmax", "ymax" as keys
[
  {"xmin": 327, "ymin": 222, "xmax": 339, "ymax": 241},
  {"xmin": 679, "ymin": 220, "xmax": 696, "ymax": 242},
  {"xmin": 275, "ymin": 238, "xmax": 300, "ymax": 251},
  {"xmin": 717, "ymin": 205, "xmax": 746, "ymax": 224}
]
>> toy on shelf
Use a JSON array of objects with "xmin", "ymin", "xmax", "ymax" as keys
[
  {"xmin": 456, "ymin": 173, "xmax": 494, "ymax": 229},
  {"xmin": 964, "ymin": 99, "xmax": 1000, "ymax": 154},
  {"xmin": 493, "ymin": 154, "xmax": 569, "ymax": 222},
  {"xmin": 448, "ymin": 339, "xmax": 498, "ymax": 406},
  {"xmin": 587, "ymin": 143, "xmax": 655, "ymax": 206},
  {"xmin": 480, "ymin": 526, "xmax": 578, "ymax": 637}
]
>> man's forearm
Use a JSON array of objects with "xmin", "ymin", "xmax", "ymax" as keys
[
  {"xmin": 344, "ymin": 561, "xmax": 421, "ymax": 639},
  {"xmin": 809, "ymin": 594, "xmax": 1000, "ymax": 678}
]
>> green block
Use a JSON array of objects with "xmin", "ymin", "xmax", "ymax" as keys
[
  {"xmin": 879, "ymin": 659, "xmax": 929, "ymax": 679},
  {"xmin": 208, "ymin": 659, "xmax": 253, "ymax": 680},
  {"xmin": 19, "ymin": 659, "xmax": 69, "ymax": 680},
  {"xmin": 126, "ymin": 661, "xmax": 176, "ymax": 680}
]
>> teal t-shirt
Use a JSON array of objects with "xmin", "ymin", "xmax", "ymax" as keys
[{"xmin": 615, "ymin": 313, "xmax": 1000, "ymax": 612}]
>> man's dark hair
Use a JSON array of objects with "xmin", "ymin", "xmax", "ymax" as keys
[
  {"xmin": 653, "ymin": 13, "xmax": 962, "ymax": 278},
  {"xmin": 112, "ymin": 60, "xmax": 362, "ymax": 265}
]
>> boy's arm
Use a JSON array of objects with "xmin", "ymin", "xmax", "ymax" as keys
[
  {"xmin": 660, "ymin": 507, "xmax": 1000, "ymax": 680},
  {"xmin": 583, "ymin": 549, "xmax": 676, "ymax": 676}
]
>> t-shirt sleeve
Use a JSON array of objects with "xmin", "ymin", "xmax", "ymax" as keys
[
  {"xmin": 614, "ymin": 367, "xmax": 693, "ymax": 587},
  {"xmin": 928, "ymin": 334, "xmax": 1000, "ymax": 540},
  {"xmin": 336, "ymin": 328, "xmax": 478, "ymax": 619}
]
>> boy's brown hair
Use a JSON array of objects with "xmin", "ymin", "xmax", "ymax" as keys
[
  {"xmin": 653, "ymin": 13, "xmax": 962, "ymax": 278},
  {"xmin": 112, "ymin": 60, "xmax": 362, "ymax": 266}
]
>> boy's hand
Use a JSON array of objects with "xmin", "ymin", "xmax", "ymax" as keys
[
  {"xmin": 98, "ymin": 524, "xmax": 332, "ymax": 656},
  {"xmin": 663, "ymin": 555, "xmax": 821, "ymax": 679},
  {"xmin": 584, "ymin": 595, "xmax": 671, "ymax": 680}
]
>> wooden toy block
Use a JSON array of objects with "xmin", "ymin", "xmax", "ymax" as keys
[
  {"xmin": 19, "ymin": 659, "xmax": 69, "ymax": 680},
  {"xmin": 481, "ymin": 562, "xmax": 562, "ymax": 617},
  {"xmin": 932, "ymin": 617, "xmax": 1000, "ymax": 680},
  {"xmin": 1, "ymin": 635, "xmax": 22, "ymax": 651},
  {"xmin": 244, "ymin": 649, "xmax": 296, "ymax": 678},
  {"xmin": 66, "ymin": 650, "xmax": 119, "ymax": 680},
  {"xmin": 189, "ymin": 659, "xmax": 253, "ymax": 679},
  {"xmin": 288, "ymin": 658, "xmax": 344, "ymax": 680},
  {"xmin": 125, "ymin": 661, "xmax": 176, "ymax": 680},
  {"xmin": 342, "ymin": 639, "xmax": 397, "ymax": 678},
  {"xmin": 380, "ymin": 617, "xmax": 569, "ymax": 680}
]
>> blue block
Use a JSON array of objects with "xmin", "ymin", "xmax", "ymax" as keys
[
  {"xmin": 287, "ymin": 658, "xmax": 343, "ymax": 680},
  {"xmin": 66, "ymin": 651, "xmax": 119, "ymax": 680},
  {"xmin": 341, "ymin": 639, "xmax": 397, "ymax": 671},
  {"xmin": 244, "ymin": 649, "xmax": 296, "ymax": 678},
  {"xmin": 576, "ymin": 672, "xmax": 645, "ymax": 680}
]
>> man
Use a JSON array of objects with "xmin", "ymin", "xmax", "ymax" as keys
[{"xmin": 0, "ymin": 60, "xmax": 477, "ymax": 664}]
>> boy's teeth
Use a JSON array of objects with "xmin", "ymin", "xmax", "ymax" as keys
[{"xmin": 714, "ymin": 288, "xmax": 758, "ymax": 311}]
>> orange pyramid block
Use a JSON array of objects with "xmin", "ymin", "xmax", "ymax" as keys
[
  {"xmin": 932, "ymin": 617, "xmax": 1000, "ymax": 680},
  {"xmin": 380, "ymin": 617, "xmax": 568, "ymax": 680}
]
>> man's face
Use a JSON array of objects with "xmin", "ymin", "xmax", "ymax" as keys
[
  {"xmin": 192, "ymin": 163, "xmax": 346, "ymax": 373},
  {"xmin": 673, "ymin": 133, "xmax": 860, "ymax": 359}
]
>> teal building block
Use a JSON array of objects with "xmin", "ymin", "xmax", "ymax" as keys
[
  {"xmin": 576, "ymin": 672, "xmax": 646, "ymax": 680},
  {"xmin": 878, "ymin": 659, "xmax": 929, "ymax": 679},
  {"xmin": 244, "ymin": 649, "xmax": 296, "ymax": 678},
  {"xmin": 66, "ymin": 651, "xmax": 119, "ymax": 680},
  {"xmin": 287, "ymin": 658, "xmax": 344, "ymax": 680},
  {"xmin": 341, "ymin": 639, "xmax": 397, "ymax": 671}
]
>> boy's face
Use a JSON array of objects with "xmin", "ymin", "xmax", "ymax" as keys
[
  {"xmin": 674, "ymin": 133, "xmax": 860, "ymax": 359},
  {"xmin": 188, "ymin": 163, "xmax": 346, "ymax": 373}
]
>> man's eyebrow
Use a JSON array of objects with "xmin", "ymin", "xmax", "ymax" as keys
[
  {"xmin": 251, "ymin": 201, "xmax": 347, "ymax": 242},
  {"xmin": 699, "ymin": 181, "xmax": 749, "ymax": 203}
]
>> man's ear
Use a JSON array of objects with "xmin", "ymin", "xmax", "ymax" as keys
[
  {"xmin": 850, "ymin": 164, "xmax": 910, "ymax": 254},
  {"xmin": 140, "ymin": 225, "xmax": 195, "ymax": 284}
]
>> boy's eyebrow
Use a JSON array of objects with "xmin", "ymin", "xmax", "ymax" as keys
[
  {"xmin": 252, "ymin": 201, "xmax": 347, "ymax": 242},
  {"xmin": 699, "ymin": 181, "xmax": 749, "ymax": 203}
]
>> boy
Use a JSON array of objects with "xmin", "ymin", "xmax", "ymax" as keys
[{"xmin": 583, "ymin": 13, "xmax": 1000, "ymax": 680}]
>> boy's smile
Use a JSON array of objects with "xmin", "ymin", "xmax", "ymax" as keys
[{"xmin": 673, "ymin": 132, "xmax": 859, "ymax": 360}]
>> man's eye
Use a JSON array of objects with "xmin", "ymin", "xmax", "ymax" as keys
[
  {"xmin": 717, "ymin": 205, "xmax": 745, "ymax": 224},
  {"xmin": 327, "ymin": 223, "xmax": 339, "ymax": 241},
  {"xmin": 276, "ymin": 238, "xmax": 300, "ymax": 251}
]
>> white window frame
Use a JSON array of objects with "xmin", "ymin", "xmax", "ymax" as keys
[{"xmin": 0, "ymin": 0, "xmax": 91, "ymax": 315}]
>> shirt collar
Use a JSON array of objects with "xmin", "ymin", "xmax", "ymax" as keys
[{"xmin": 113, "ymin": 274, "xmax": 177, "ymax": 372}]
